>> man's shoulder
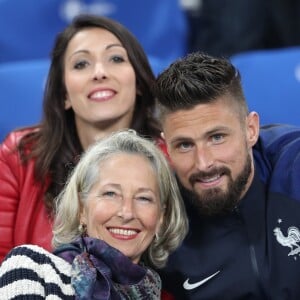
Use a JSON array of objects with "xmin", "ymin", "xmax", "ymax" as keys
[
  {"xmin": 257, "ymin": 124, "xmax": 300, "ymax": 154},
  {"xmin": 254, "ymin": 124, "xmax": 300, "ymax": 201}
]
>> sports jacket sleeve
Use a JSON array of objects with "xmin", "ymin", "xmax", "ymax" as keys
[{"xmin": 254, "ymin": 124, "xmax": 300, "ymax": 201}]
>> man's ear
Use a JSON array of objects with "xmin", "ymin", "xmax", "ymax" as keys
[{"xmin": 246, "ymin": 111, "xmax": 260, "ymax": 147}]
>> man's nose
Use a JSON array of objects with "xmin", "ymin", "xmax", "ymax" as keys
[{"xmin": 195, "ymin": 145, "xmax": 214, "ymax": 170}]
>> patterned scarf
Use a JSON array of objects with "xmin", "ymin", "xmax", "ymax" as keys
[{"xmin": 54, "ymin": 236, "xmax": 161, "ymax": 300}]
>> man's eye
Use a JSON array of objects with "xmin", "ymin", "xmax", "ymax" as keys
[
  {"xmin": 177, "ymin": 142, "xmax": 193, "ymax": 152},
  {"xmin": 212, "ymin": 134, "xmax": 224, "ymax": 144}
]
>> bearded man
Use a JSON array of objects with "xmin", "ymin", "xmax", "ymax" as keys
[{"xmin": 154, "ymin": 52, "xmax": 300, "ymax": 300}]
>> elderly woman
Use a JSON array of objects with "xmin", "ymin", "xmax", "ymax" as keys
[{"xmin": 0, "ymin": 130, "xmax": 188, "ymax": 299}]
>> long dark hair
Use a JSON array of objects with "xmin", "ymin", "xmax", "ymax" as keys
[{"xmin": 19, "ymin": 14, "xmax": 161, "ymax": 213}]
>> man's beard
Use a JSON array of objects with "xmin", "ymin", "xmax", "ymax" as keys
[{"xmin": 182, "ymin": 153, "xmax": 252, "ymax": 217}]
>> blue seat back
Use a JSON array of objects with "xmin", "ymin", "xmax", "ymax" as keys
[
  {"xmin": 231, "ymin": 47, "xmax": 300, "ymax": 126},
  {"xmin": 0, "ymin": 59, "xmax": 49, "ymax": 142},
  {"xmin": 0, "ymin": 0, "xmax": 187, "ymax": 75}
]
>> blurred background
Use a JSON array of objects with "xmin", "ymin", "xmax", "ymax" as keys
[{"xmin": 1, "ymin": 0, "xmax": 300, "ymax": 142}]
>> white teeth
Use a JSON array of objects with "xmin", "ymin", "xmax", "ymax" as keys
[
  {"xmin": 201, "ymin": 174, "xmax": 220, "ymax": 183},
  {"xmin": 109, "ymin": 228, "xmax": 137, "ymax": 236},
  {"xmin": 91, "ymin": 90, "xmax": 114, "ymax": 99}
]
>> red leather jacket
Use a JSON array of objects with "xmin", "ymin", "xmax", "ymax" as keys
[
  {"xmin": 0, "ymin": 129, "xmax": 53, "ymax": 263},
  {"xmin": 0, "ymin": 129, "xmax": 169, "ymax": 264}
]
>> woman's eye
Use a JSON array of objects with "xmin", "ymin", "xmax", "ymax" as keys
[
  {"xmin": 110, "ymin": 55, "xmax": 125, "ymax": 63},
  {"xmin": 136, "ymin": 196, "xmax": 153, "ymax": 203},
  {"xmin": 103, "ymin": 191, "xmax": 116, "ymax": 197},
  {"xmin": 74, "ymin": 60, "xmax": 89, "ymax": 70}
]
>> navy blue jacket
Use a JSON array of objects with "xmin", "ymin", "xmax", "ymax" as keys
[{"xmin": 159, "ymin": 124, "xmax": 300, "ymax": 299}]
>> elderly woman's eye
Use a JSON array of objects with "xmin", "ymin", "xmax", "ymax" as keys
[
  {"xmin": 136, "ymin": 196, "xmax": 154, "ymax": 203},
  {"xmin": 103, "ymin": 191, "xmax": 116, "ymax": 197}
]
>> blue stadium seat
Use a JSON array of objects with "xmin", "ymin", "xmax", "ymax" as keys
[
  {"xmin": 0, "ymin": 59, "xmax": 49, "ymax": 142},
  {"xmin": 231, "ymin": 47, "xmax": 300, "ymax": 126},
  {"xmin": 0, "ymin": 0, "xmax": 187, "ymax": 75}
]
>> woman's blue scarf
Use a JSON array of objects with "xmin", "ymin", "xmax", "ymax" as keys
[{"xmin": 54, "ymin": 236, "xmax": 161, "ymax": 300}]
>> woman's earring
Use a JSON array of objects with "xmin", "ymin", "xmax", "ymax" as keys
[{"xmin": 78, "ymin": 223, "xmax": 87, "ymax": 236}]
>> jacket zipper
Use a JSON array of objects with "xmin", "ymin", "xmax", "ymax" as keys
[{"xmin": 234, "ymin": 207, "xmax": 269, "ymax": 299}]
